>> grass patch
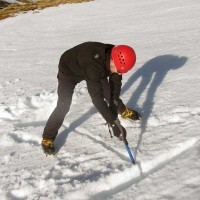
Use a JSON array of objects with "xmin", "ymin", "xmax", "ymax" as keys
[{"xmin": 0, "ymin": 0, "xmax": 93, "ymax": 20}]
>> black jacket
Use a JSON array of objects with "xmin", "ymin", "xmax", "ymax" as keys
[{"xmin": 58, "ymin": 42, "xmax": 123, "ymax": 124}]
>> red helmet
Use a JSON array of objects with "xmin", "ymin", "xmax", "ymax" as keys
[{"xmin": 111, "ymin": 45, "xmax": 136, "ymax": 73}]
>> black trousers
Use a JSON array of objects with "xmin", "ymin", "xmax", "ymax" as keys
[{"xmin": 43, "ymin": 71, "xmax": 126, "ymax": 140}]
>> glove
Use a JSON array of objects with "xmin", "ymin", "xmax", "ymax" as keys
[
  {"xmin": 111, "ymin": 119, "xmax": 127, "ymax": 143},
  {"xmin": 121, "ymin": 108, "xmax": 141, "ymax": 121}
]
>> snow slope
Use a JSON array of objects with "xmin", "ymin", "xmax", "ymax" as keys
[{"xmin": 0, "ymin": 0, "xmax": 200, "ymax": 199}]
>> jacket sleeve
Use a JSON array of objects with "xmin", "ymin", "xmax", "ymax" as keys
[
  {"xmin": 109, "ymin": 73, "xmax": 125, "ymax": 115},
  {"xmin": 84, "ymin": 64, "xmax": 116, "ymax": 124},
  {"xmin": 109, "ymin": 73, "xmax": 122, "ymax": 102}
]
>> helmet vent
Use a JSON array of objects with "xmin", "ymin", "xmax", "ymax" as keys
[{"xmin": 118, "ymin": 52, "xmax": 125, "ymax": 65}]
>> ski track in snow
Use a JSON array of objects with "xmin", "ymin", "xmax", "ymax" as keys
[{"xmin": 0, "ymin": 89, "xmax": 199, "ymax": 199}]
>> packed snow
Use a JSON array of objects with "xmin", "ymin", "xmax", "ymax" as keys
[{"xmin": 0, "ymin": 0, "xmax": 200, "ymax": 199}]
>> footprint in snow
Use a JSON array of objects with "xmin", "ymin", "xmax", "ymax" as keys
[{"xmin": 0, "ymin": 79, "xmax": 21, "ymax": 89}]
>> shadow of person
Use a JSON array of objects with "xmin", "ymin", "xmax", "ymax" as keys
[
  {"xmin": 122, "ymin": 55, "xmax": 188, "ymax": 160},
  {"xmin": 54, "ymin": 108, "xmax": 97, "ymax": 152}
]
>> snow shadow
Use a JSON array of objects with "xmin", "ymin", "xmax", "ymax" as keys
[
  {"xmin": 55, "ymin": 108, "xmax": 97, "ymax": 152},
  {"xmin": 122, "ymin": 55, "xmax": 188, "ymax": 159}
]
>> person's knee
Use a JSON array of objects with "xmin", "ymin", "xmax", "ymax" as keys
[{"xmin": 56, "ymin": 98, "xmax": 71, "ymax": 112}]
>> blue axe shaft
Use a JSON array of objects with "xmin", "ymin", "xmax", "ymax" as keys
[{"xmin": 125, "ymin": 144, "xmax": 136, "ymax": 165}]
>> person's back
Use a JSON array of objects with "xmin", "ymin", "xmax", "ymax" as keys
[{"xmin": 58, "ymin": 41, "xmax": 113, "ymax": 77}]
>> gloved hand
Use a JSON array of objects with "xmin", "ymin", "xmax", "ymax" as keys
[
  {"xmin": 111, "ymin": 119, "xmax": 127, "ymax": 143},
  {"xmin": 121, "ymin": 108, "xmax": 141, "ymax": 121}
]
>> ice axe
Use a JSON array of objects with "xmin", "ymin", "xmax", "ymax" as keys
[
  {"xmin": 108, "ymin": 123, "xmax": 136, "ymax": 165},
  {"xmin": 122, "ymin": 134, "xmax": 136, "ymax": 165},
  {"xmin": 125, "ymin": 143, "xmax": 136, "ymax": 165}
]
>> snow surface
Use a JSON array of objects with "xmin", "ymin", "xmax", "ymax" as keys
[{"xmin": 0, "ymin": 0, "xmax": 200, "ymax": 199}]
